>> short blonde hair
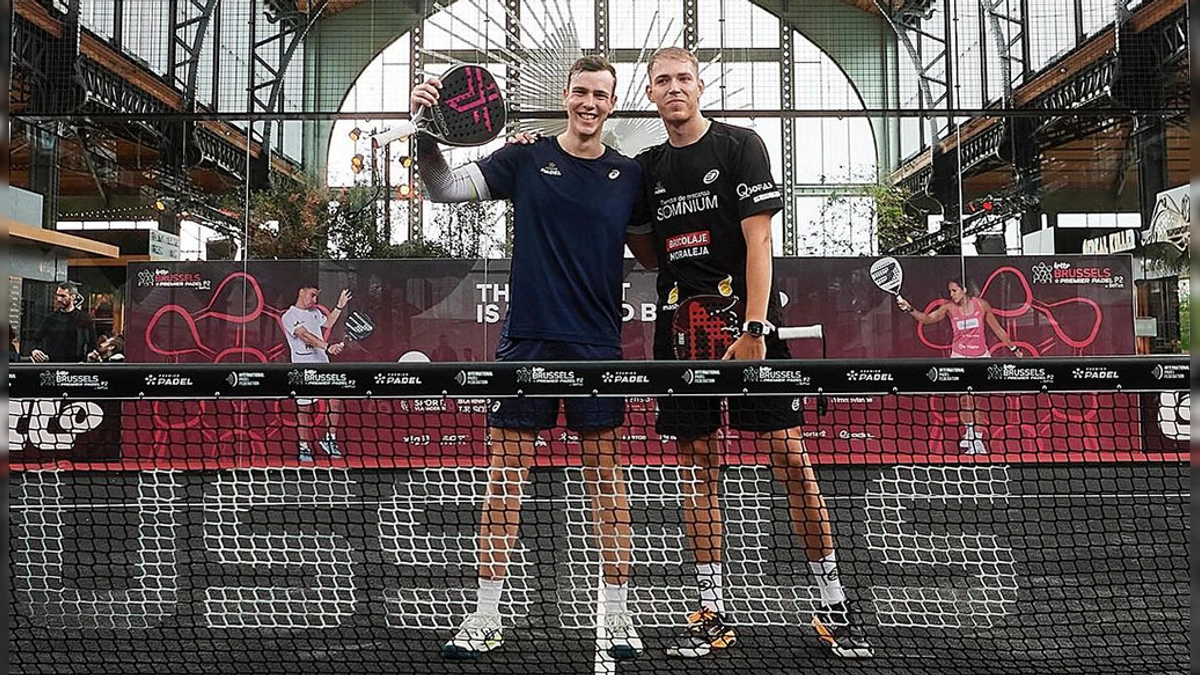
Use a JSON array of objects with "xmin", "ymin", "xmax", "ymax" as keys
[{"xmin": 647, "ymin": 47, "xmax": 699, "ymax": 77}]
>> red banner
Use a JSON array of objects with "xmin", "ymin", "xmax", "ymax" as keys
[{"xmin": 14, "ymin": 256, "xmax": 1161, "ymax": 470}]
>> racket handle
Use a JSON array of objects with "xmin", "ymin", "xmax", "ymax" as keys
[
  {"xmin": 373, "ymin": 121, "xmax": 416, "ymax": 146},
  {"xmin": 777, "ymin": 325, "xmax": 823, "ymax": 340}
]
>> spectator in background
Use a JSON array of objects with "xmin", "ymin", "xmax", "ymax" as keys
[
  {"xmin": 88, "ymin": 334, "xmax": 126, "ymax": 362},
  {"xmin": 28, "ymin": 282, "xmax": 98, "ymax": 363},
  {"xmin": 431, "ymin": 333, "xmax": 459, "ymax": 361},
  {"xmin": 8, "ymin": 323, "xmax": 21, "ymax": 362}
]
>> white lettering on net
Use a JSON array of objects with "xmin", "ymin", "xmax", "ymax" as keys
[
  {"xmin": 864, "ymin": 465, "xmax": 1018, "ymax": 629},
  {"xmin": 12, "ymin": 470, "xmax": 181, "ymax": 629},
  {"xmin": 203, "ymin": 468, "xmax": 357, "ymax": 628},
  {"xmin": 378, "ymin": 468, "xmax": 533, "ymax": 629}
]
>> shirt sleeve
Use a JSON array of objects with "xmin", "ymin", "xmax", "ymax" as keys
[
  {"xmin": 734, "ymin": 130, "xmax": 783, "ymax": 221},
  {"xmin": 474, "ymin": 142, "xmax": 525, "ymax": 200}
]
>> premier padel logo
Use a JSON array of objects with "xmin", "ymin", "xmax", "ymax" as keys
[
  {"xmin": 39, "ymin": 370, "xmax": 108, "ymax": 390},
  {"xmin": 145, "ymin": 374, "xmax": 194, "ymax": 387},
  {"xmin": 540, "ymin": 163, "xmax": 563, "ymax": 176},
  {"xmin": 601, "ymin": 371, "xmax": 650, "ymax": 384},
  {"xmin": 847, "ymin": 369, "xmax": 894, "ymax": 382},
  {"xmin": 374, "ymin": 372, "xmax": 423, "ymax": 386},
  {"xmin": 742, "ymin": 366, "xmax": 810, "ymax": 386},
  {"xmin": 1071, "ymin": 367, "xmax": 1118, "ymax": 381}
]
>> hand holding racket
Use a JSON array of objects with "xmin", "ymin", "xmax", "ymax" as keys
[
  {"xmin": 403, "ymin": 65, "xmax": 506, "ymax": 147},
  {"xmin": 327, "ymin": 310, "xmax": 376, "ymax": 355}
]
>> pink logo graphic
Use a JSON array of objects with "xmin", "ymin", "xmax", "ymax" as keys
[{"xmin": 443, "ymin": 66, "xmax": 501, "ymax": 131}]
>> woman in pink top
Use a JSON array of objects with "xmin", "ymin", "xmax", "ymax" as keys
[{"xmin": 897, "ymin": 279, "xmax": 1021, "ymax": 454}]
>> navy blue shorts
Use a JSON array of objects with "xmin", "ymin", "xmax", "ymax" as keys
[{"xmin": 487, "ymin": 336, "xmax": 625, "ymax": 432}]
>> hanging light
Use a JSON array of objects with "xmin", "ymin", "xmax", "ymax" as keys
[
  {"xmin": 350, "ymin": 153, "xmax": 365, "ymax": 174},
  {"xmin": 349, "ymin": 127, "xmax": 363, "ymax": 141}
]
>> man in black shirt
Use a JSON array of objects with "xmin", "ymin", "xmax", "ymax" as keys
[
  {"xmin": 628, "ymin": 47, "xmax": 873, "ymax": 660},
  {"xmin": 29, "ymin": 282, "xmax": 98, "ymax": 363}
]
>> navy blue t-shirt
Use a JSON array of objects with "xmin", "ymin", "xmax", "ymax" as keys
[{"xmin": 476, "ymin": 137, "xmax": 641, "ymax": 348}]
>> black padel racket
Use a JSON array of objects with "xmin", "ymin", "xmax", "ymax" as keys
[
  {"xmin": 671, "ymin": 295, "xmax": 825, "ymax": 360},
  {"xmin": 396, "ymin": 64, "xmax": 506, "ymax": 147},
  {"xmin": 343, "ymin": 310, "xmax": 375, "ymax": 343}
]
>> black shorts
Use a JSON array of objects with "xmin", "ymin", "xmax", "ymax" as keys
[{"xmin": 653, "ymin": 311, "xmax": 805, "ymax": 441}]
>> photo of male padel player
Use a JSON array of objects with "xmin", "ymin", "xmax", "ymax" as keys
[{"xmin": 281, "ymin": 282, "xmax": 353, "ymax": 462}]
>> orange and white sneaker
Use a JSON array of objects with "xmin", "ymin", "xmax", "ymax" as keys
[
  {"xmin": 812, "ymin": 602, "xmax": 874, "ymax": 658},
  {"xmin": 665, "ymin": 608, "xmax": 737, "ymax": 658}
]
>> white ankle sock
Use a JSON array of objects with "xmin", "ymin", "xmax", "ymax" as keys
[
  {"xmin": 809, "ymin": 552, "xmax": 847, "ymax": 606},
  {"xmin": 603, "ymin": 583, "xmax": 628, "ymax": 614},
  {"xmin": 476, "ymin": 578, "xmax": 504, "ymax": 616},
  {"xmin": 696, "ymin": 562, "xmax": 725, "ymax": 615}
]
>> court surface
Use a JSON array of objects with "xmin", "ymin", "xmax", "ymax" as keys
[{"xmin": 10, "ymin": 462, "xmax": 1188, "ymax": 675}]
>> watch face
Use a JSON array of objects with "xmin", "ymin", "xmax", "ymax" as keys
[{"xmin": 745, "ymin": 321, "xmax": 764, "ymax": 336}]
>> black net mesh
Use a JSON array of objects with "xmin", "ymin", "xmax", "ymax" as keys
[{"xmin": 9, "ymin": 358, "xmax": 1189, "ymax": 675}]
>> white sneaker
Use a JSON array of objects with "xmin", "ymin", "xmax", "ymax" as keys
[
  {"xmin": 601, "ymin": 610, "xmax": 643, "ymax": 660},
  {"xmin": 442, "ymin": 612, "xmax": 504, "ymax": 659},
  {"xmin": 319, "ymin": 436, "xmax": 342, "ymax": 457},
  {"xmin": 298, "ymin": 445, "xmax": 314, "ymax": 462}
]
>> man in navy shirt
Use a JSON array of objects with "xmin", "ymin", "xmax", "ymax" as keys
[{"xmin": 412, "ymin": 55, "xmax": 646, "ymax": 661}]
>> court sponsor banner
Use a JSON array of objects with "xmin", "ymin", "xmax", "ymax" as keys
[{"xmin": 24, "ymin": 256, "xmax": 1144, "ymax": 469}]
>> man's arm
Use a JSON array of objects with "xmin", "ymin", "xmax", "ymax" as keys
[
  {"xmin": 294, "ymin": 326, "xmax": 332, "ymax": 351},
  {"xmin": 723, "ymin": 212, "xmax": 773, "ymax": 360},
  {"xmin": 625, "ymin": 232, "xmax": 658, "ymax": 270},
  {"xmin": 326, "ymin": 289, "xmax": 353, "ymax": 327},
  {"xmin": 414, "ymin": 136, "xmax": 492, "ymax": 203}
]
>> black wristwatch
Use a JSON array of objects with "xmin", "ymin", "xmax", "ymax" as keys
[{"xmin": 742, "ymin": 320, "xmax": 767, "ymax": 338}]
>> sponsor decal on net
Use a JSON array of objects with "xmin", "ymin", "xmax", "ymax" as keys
[
  {"xmin": 515, "ymin": 366, "xmax": 584, "ymax": 387},
  {"xmin": 144, "ymin": 374, "xmax": 194, "ymax": 387},
  {"xmin": 1071, "ymin": 367, "xmax": 1119, "ymax": 381},
  {"xmin": 838, "ymin": 429, "xmax": 876, "ymax": 439},
  {"xmin": 601, "ymin": 371, "xmax": 651, "ymax": 384},
  {"xmin": 226, "ymin": 371, "xmax": 266, "ymax": 387},
  {"xmin": 1151, "ymin": 363, "xmax": 1188, "ymax": 380},
  {"xmin": 926, "ymin": 366, "xmax": 965, "ymax": 383},
  {"xmin": 682, "ymin": 369, "xmax": 721, "ymax": 385},
  {"xmin": 40, "ymin": 370, "xmax": 109, "ymax": 390},
  {"xmin": 987, "ymin": 363, "xmax": 1054, "ymax": 384},
  {"xmin": 742, "ymin": 365, "xmax": 811, "ymax": 386},
  {"xmin": 374, "ymin": 372, "xmax": 423, "ymax": 386},
  {"xmin": 454, "ymin": 370, "xmax": 494, "ymax": 386},
  {"xmin": 846, "ymin": 369, "xmax": 894, "ymax": 382},
  {"xmin": 287, "ymin": 369, "xmax": 357, "ymax": 389}
]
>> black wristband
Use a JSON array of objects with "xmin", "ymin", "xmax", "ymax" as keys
[{"xmin": 335, "ymin": 305, "xmax": 346, "ymax": 311}]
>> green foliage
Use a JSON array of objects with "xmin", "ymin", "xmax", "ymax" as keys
[
  {"xmin": 867, "ymin": 182, "xmax": 923, "ymax": 253},
  {"xmin": 218, "ymin": 177, "xmax": 385, "ymax": 260}
]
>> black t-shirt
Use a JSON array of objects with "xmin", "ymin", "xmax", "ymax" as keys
[
  {"xmin": 632, "ymin": 121, "xmax": 785, "ymax": 323},
  {"xmin": 31, "ymin": 309, "xmax": 97, "ymax": 362}
]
